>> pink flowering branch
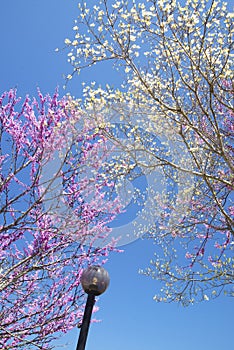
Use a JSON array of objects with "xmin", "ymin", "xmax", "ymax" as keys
[{"xmin": 0, "ymin": 89, "xmax": 122, "ymax": 349}]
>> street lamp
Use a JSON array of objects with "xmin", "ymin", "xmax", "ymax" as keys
[{"xmin": 76, "ymin": 265, "xmax": 110, "ymax": 350}]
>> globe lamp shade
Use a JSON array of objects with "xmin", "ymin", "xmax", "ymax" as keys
[{"xmin": 80, "ymin": 265, "xmax": 110, "ymax": 296}]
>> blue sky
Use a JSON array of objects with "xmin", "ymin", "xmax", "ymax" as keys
[{"xmin": 0, "ymin": 1, "xmax": 233, "ymax": 349}]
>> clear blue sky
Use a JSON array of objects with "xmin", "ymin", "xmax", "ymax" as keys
[{"xmin": 0, "ymin": 1, "xmax": 233, "ymax": 349}]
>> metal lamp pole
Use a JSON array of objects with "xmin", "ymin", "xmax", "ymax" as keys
[{"xmin": 76, "ymin": 265, "xmax": 110, "ymax": 350}]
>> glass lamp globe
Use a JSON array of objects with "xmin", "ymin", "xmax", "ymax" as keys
[{"xmin": 80, "ymin": 265, "xmax": 110, "ymax": 296}]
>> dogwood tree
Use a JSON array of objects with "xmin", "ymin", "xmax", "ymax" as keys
[
  {"xmin": 0, "ymin": 89, "xmax": 121, "ymax": 349},
  {"xmin": 63, "ymin": 0, "xmax": 234, "ymax": 304}
]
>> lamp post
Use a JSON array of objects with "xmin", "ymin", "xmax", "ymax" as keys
[{"xmin": 76, "ymin": 265, "xmax": 110, "ymax": 350}]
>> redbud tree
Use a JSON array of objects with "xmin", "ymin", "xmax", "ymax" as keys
[
  {"xmin": 63, "ymin": 0, "xmax": 234, "ymax": 304},
  {"xmin": 0, "ymin": 89, "xmax": 121, "ymax": 349}
]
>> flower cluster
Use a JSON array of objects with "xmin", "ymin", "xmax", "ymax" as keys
[
  {"xmin": 0, "ymin": 89, "xmax": 122, "ymax": 348},
  {"xmin": 62, "ymin": 0, "xmax": 234, "ymax": 304}
]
